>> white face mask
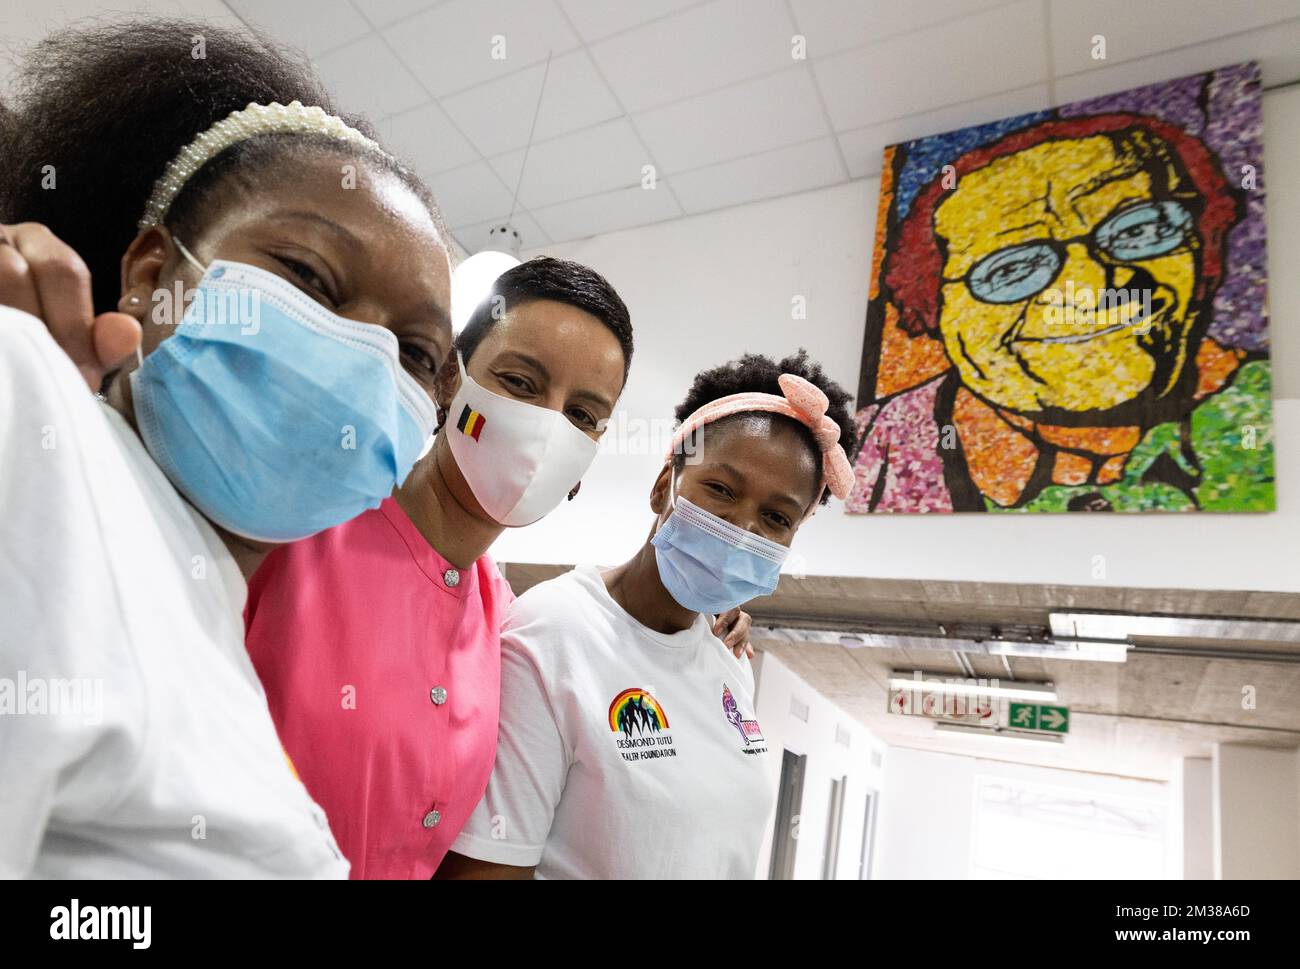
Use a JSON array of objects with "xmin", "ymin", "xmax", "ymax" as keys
[{"xmin": 445, "ymin": 352, "xmax": 601, "ymax": 526}]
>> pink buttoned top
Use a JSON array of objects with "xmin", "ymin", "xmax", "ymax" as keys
[{"xmin": 245, "ymin": 496, "xmax": 511, "ymax": 879}]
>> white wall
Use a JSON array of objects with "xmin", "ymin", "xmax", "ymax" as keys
[
  {"xmin": 750, "ymin": 650, "xmax": 886, "ymax": 879},
  {"xmin": 1174, "ymin": 757, "xmax": 1215, "ymax": 880},
  {"xmin": 496, "ymin": 86, "xmax": 1300, "ymax": 593},
  {"xmin": 873, "ymin": 746, "xmax": 1172, "ymax": 880},
  {"xmin": 1212, "ymin": 743, "xmax": 1300, "ymax": 879}
]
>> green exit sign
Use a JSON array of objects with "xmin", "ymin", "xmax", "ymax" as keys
[{"xmin": 1008, "ymin": 702, "xmax": 1070, "ymax": 734}]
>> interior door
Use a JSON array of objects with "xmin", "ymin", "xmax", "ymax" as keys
[{"xmin": 768, "ymin": 749, "xmax": 807, "ymax": 880}]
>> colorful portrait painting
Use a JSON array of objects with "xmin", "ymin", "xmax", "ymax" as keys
[{"xmin": 847, "ymin": 63, "xmax": 1272, "ymax": 514}]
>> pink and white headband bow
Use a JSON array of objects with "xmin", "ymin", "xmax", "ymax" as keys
[{"xmin": 668, "ymin": 373, "xmax": 854, "ymax": 502}]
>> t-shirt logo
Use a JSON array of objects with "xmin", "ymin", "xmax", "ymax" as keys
[
  {"xmin": 608, "ymin": 688, "xmax": 676, "ymax": 762},
  {"xmin": 723, "ymin": 683, "xmax": 767, "ymax": 754}
]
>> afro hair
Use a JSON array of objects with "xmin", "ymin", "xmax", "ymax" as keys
[{"xmin": 672, "ymin": 349, "xmax": 857, "ymax": 505}]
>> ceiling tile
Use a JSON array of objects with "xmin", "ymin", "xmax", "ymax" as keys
[
  {"xmin": 426, "ymin": 160, "xmax": 515, "ymax": 227},
  {"xmin": 813, "ymin": 0, "xmax": 1048, "ymax": 132},
  {"xmin": 670, "ymin": 137, "xmax": 844, "ymax": 214},
  {"xmin": 488, "ymin": 118, "xmax": 650, "ymax": 210},
  {"xmin": 635, "ymin": 66, "xmax": 830, "ymax": 173},
  {"xmin": 226, "ymin": 0, "xmax": 371, "ymax": 57},
  {"xmin": 1052, "ymin": 18, "xmax": 1300, "ymax": 105},
  {"xmin": 789, "ymin": 0, "xmax": 1013, "ymax": 60},
  {"xmin": 166, "ymin": 0, "xmax": 258, "ymax": 24},
  {"xmin": 383, "ymin": 0, "xmax": 581, "ymax": 98},
  {"xmin": 440, "ymin": 50, "xmax": 621, "ymax": 157},
  {"xmin": 531, "ymin": 183, "xmax": 682, "ymax": 242},
  {"xmin": 377, "ymin": 102, "xmax": 480, "ymax": 177},
  {"xmin": 452, "ymin": 210, "xmax": 548, "ymax": 254},
  {"xmin": 1049, "ymin": 0, "xmax": 1300, "ymax": 77},
  {"xmin": 558, "ymin": 0, "xmax": 702, "ymax": 43},
  {"xmin": 314, "ymin": 33, "xmax": 430, "ymax": 117},
  {"xmin": 590, "ymin": 0, "xmax": 797, "ymax": 113},
  {"xmin": 837, "ymin": 83, "xmax": 1051, "ymax": 178},
  {"xmin": 352, "ymin": 0, "xmax": 445, "ymax": 29}
]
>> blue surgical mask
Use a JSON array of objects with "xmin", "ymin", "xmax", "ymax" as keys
[
  {"xmin": 130, "ymin": 242, "xmax": 438, "ymax": 542},
  {"xmin": 650, "ymin": 469, "xmax": 790, "ymax": 615}
]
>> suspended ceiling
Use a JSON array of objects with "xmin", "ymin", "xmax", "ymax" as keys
[{"xmin": 219, "ymin": 0, "xmax": 1300, "ymax": 251}]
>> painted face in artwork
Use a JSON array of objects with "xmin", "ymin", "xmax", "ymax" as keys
[{"xmin": 933, "ymin": 136, "xmax": 1202, "ymax": 415}]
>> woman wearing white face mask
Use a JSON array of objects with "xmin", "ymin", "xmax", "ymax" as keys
[
  {"xmin": 242, "ymin": 259, "xmax": 755, "ymax": 879},
  {"xmin": 440, "ymin": 350, "xmax": 857, "ymax": 880}
]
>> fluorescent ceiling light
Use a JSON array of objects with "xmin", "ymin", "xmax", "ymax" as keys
[
  {"xmin": 887, "ymin": 674, "xmax": 1057, "ymax": 703},
  {"xmin": 988, "ymin": 639, "xmax": 1129, "ymax": 662},
  {"xmin": 1049, "ymin": 612, "xmax": 1300, "ymax": 643},
  {"xmin": 765, "ymin": 626, "xmax": 1127, "ymax": 662},
  {"xmin": 933, "ymin": 723, "xmax": 1066, "ymax": 744}
]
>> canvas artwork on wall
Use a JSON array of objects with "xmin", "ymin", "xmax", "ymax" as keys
[{"xmin": 847, "ymin": 63, "xmax": 1272, "ymax": 514}]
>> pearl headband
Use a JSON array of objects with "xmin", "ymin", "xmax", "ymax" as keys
[
  {"xmin": 138, "ymin": 100, "xmax": 383, "ymax": 229},
  {"xmin": 668, "ymin": 373, "xmax": 855, "ymax": 501}
]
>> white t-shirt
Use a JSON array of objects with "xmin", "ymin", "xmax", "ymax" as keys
[
  {"xmin": 0, "ymin": 307, "xmax": 347, "ymax": 878},
  {"xmin": 452, "ymin": 564, "xmax": 776, "ymax": 879}
]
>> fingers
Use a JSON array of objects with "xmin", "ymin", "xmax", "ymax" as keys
[
  {"xmin": 0, "ymin": 230, "xmax": 43, "ymax": 320},
  {"xmin": 93, "ymin": 312, "xmax": 143, "ymax": 372},
  {"xmin": 726, "ymin": 639, "xmax": 754, "ymax": 660},
  {"xmin": 725, "ymin": 608, "xmax": 754, "ymax": 648},
  {"xmin": 733, "ymin": 610, "xmax": 753, "ymax": 644},
  {"xmin": 8, "ymin": 223, "xmax": 103, "ymax": 388},
  {"xmin": 712, "ymin": 610, "xmax": 755, "ymax": 661},
  {"xmin": 0, "ymin": 221, "xmax": 45, "ymax": 316}
]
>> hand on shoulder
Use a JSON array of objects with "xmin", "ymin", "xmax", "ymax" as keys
[{"xmin": 0, "ymin": 223, "xmax": 141, "ymax": 390}]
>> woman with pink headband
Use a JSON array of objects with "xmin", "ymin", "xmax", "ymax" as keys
[{"xmin": 440, "ymin": 350, "xmax": 857, "ymax": 880}]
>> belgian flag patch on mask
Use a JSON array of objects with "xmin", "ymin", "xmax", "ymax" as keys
[{"xmin": 456, "ymin": 404, "xmax": 485, "ymax": 441}]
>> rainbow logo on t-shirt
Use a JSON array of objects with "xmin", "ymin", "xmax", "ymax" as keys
[{"xmin": 608, "ymin": 688, "xmax": 669, "ymax": 736}]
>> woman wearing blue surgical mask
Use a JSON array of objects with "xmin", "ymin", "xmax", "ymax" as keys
[
  {"xmin": 0, "ymin": 20, "xmax": 454, "ymax": 877},
  {"xmin": 440, "ymin": 350, "xmax": 857, "ymax": 880}
]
